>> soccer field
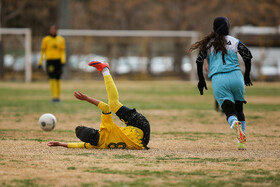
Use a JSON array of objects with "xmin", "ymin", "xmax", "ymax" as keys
[{"xmin": 0, "ymin": 80, "xmax": 280, "ymax": 187}]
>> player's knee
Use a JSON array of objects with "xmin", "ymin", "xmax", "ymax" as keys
[
  {"xmin": 221, "ymin": 100, "xmax": 237, "ymax": 118},
  {"xmin": 235, "ymin": 101, "xmax": 245, "ymax": 121},
  {"xmin": 235, "ymin": 101, "xmax": 243, "ymax": 111},
  {"xmin": 75, "ymin": 126, "xmax": 99, "ymax": 146},
  {"xmin": 236, "ymin": 112, "xmax": 245, "ymax": 121},
  {"xmin": 109, "ymin": 101, "xmax": 122, "ymax": 113}
]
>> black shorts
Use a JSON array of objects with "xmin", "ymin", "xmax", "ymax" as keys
[
  {"xmin": 46, "ymin": 59, "xmax": 63, "ymax": 79},
  {"xmin": 116, "ymin": 106, "xmax": 150, "ymax": 148}
]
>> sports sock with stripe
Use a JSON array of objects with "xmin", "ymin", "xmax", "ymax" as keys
[
  {"xmin": 228, "ymin": 115, "xmax": 238, "ymax": 128},
  {"xmin": 240, "ymin": 121, "xmax": 246, "ymax": 133}
]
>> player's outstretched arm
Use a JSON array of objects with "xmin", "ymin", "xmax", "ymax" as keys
[
  {"xmin": 47, "ymin": 141, "xmax": 68, "ymax": 148},
  {"xmin": 47, "ymin": 141, "xmax": 91, "ymax": 148},
  {"xmin": 74, "ymin": 91, "xmax": 100, "ymax": 106},
  {"xmin": 196, "ymin": 51, "xmax": 208, "ymax": 95}
]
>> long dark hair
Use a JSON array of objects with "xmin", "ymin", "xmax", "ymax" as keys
[{"xmin": 189, "ymin": 32, "xmax": 228, "ymax": 63}]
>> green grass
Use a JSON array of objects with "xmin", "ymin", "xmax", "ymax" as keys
[
  {"xmin": 84, "ymin": 167, "xmax": 193, "ymax": 177},
  {"xmin": 154, "ymin": 157, "xmax": 255, "ymax": 163},
  {"xmin": 246, "ymin": 87, "xmax": 280, "ymax": 96},
  {"xmin": 84, "ymin": 167, "xmax": 280, "ymax": 187},
  {"xmin": 0, "ymin": 128, "xmax": 73, "ymax": 134},
  {"xmin": 1, "ymin": 81, "xmax": 280, "ymax": 187},
  {"xmin": 81, "ymin": 182, "xmax": 98, "ymax": 187},
  {"xmin": 113, "ymin": 154, "xmax": 141, "ymax": 159},
  {"xmin": 103, "ymin": 178, "xmax": 154, "ymax": 187},
  {"xmin": 1, "ymin": 81, "xmax": 279, "ymax": 114},
  {"xmin": 245, "ymin": 103, "xmax": 280, "ymax": 111},
  {"xmin": 156, "ymin": 155, "xmax": 182, "ymax": 161},
  {"xmin": 160, "ymin": 131, "xmax": 225, "ymax": 141},
  {"xmin": 84, "ymin": 167, "xmax": 280, "ymax": 186},
  {"xmin": 1, "ymin": 179, "xmax": 45, "ymax": 187},
  {"xmin": 67, "ymin": 166, "xmax": 77, "ymax": 170},
  {"xmin": 77, "ymin": 153, "xmax": 96, "ymax": 156}
]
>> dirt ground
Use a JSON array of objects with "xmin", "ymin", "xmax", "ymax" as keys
[{"xmin": 0, "ymin": 81, "xmax": 280, "ymax": 187}]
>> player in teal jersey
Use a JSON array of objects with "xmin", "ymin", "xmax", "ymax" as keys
[{"xmin": 189, "ymin": 17, "xmax": 253, "ymax": 150}]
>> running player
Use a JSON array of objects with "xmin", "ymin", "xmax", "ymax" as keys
[
  {"xmin": 47, "ymin": 61, "xmax": 150, "ymax": 149},
  {"xmin": 38, "ymin": 25, "xmax": 66, "ymax": 102},
  {"xmin": 189, "ymin": 17, "xmax": 253, "ymax": 150}
]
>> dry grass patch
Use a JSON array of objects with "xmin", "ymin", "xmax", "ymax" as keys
[{"xmin": 0, "ymin": 81, "xmax": 280, "ymax": 186}]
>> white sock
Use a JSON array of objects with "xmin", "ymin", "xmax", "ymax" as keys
[{"xmin": 102, "ymin": 67, "xmax": 110, "ymax": 76}]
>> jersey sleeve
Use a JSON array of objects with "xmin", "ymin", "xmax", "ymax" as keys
[
  {"xmin": 196, "ymin": 50, "xmax": 207, "ymax": 65},
  {"xmin": 67, "ymin": 142, "xmax": 96, "ymax": 149},
  {"xmin": 67, "ymin": 142, "xmax": 86, "ymax": 148},
  {"xmin": 237, "ymin": 41, "xmax": 253, "ymax": 61},
  {"xmin": 60, "ymin": 37, "xmax": 65, "ymax": 49},
  {"xmin": 38, "ymin": 37, "xmax": 48, "ymax": 65},
  {"xmin": 60, "ymin": 37, "xmax": 66, "ymax": 64},
  {"xmin": 196, "ymin": 50, "xmax": 207, "ymax": 81},
  {"xmin": 237, "ymin": 41, "xmax": 253, "ymax": 76},
  {"xmin": 41, "ymin": 37, "xmax": 48, "ymax": 50}
]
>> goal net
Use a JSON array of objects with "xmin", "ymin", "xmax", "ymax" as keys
[
  {"xmin": 57, "ymin": 29, "xmax": 199, "ymax": 80},
  {"xmin": 0, "ymin": 29, "xmax": 199, "ymax": 81},
  {"xmin": 0, "ymin": 28, "xmax": 32, "ymax": 82}
]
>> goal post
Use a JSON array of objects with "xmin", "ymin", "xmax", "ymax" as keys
[
  {"xmin": 58, "ymin": 29, "xmax": 199, "ymax": 38},
  {"xmin": 58, "ymin": 29, "xmax": 200, "ymax": 81},
  {"xmin": 0, "ymin": 28, "xmax": 32, "ymax": 82}
]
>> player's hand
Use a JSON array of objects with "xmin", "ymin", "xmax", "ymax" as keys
[
  {"xmin": 244, "ymin": 73, "xmax": 253, "ymax": 86},
  {"xmin": 197, "ymin": 80, "xmax": 207, "ymax": 95},
  {"xmin": 47, "ymin": 141, "xmax": 68, "ymax": 147},
  {"xmin": 74, "ymin": 91, "xmax": 89, "ymax": 101},
  {"xmin": 47, "ymin": 141, "xmax": 61, "ymax": 146}
]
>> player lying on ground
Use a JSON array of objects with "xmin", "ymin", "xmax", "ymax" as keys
[
  {"xmin": 48, "ymin": 61, "xmax": 150, "ymax": 149},
  {"xmin": 189, "ymin": 17, "xmax": 253, "ymax": 150}
]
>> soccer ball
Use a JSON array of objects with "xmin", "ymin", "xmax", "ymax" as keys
[{"xmin": 38, "ymin": 113, "xmax": 57, "ymax": 131}]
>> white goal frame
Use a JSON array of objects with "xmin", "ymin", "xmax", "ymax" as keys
[
  {"xmin": 0, "ymin": 28, "xmax": 32, "ymax": 82},
  {"xmin": 58, "ymin": 29, "xmax": 200, "ymax": 81}
]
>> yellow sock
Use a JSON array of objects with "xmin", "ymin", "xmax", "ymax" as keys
[
  {"xmin": 56, "ymin": 79, "xmax": 61, "ymax": 99},
  {"xmin": 49, "ymin": 79, "xmax": 57, "ymax": 99},
  {"xmin": 97, "ymin": 101, "xmax": 111, "ymax": 114},
  {"xmin": 104, "ymin": 75, "xmax": 123, "ymax": 113},
  {"xmin": 53, "ymin": 80, "xmax": 58, "ymax": 99}
]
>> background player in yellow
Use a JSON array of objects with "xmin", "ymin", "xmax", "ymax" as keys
[
  {"xmin": 47, "ymin": 61, "xmax": 150, "ymax": 149},
  {"xmin": 38, "ymin": 25, "xmax": 66, "ymax": 102}
]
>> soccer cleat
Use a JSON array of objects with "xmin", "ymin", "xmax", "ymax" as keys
[
  {"xmin": 88, "ymin": 61, "xmax": 110, "ymax": 72},
  {"xmin": 51, "ymin": 98, "xmax": 61, "ymax": 103},
  {"xmin": 233, "ymin": 121, "xmax": 246, "ymax": 144},
  {"xmin": 237, "ymin": 142, "xmax": 246, "ymax": 150}
]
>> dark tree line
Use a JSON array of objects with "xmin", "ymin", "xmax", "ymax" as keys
[
  {"xmin": 2, "ymin": 0, "xmax": 280, "ymax": 36},
  {"xmin": 1, "ymin": 0, "xmax": 280, "ymax": 79}
]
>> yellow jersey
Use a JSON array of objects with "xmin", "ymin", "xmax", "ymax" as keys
[
  {"xmin": 68, "ymin": 114, "xmax": 145, "ymax": 150},
  {"xmin": 39, "ymin": 35, "xmax": 66, "ymax": 65}
]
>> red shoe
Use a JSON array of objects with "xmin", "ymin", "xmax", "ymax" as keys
[{"xmin": 88, "ymin": 61, "xmax": 110, "ymax": 72}]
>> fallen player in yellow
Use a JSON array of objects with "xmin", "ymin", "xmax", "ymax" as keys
[{"xmin": 47, "ymin": 61, "xmax": 150, "ymax": 149}]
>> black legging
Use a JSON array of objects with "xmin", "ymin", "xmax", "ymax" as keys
[{"xmin": 116, "ymin": 105, "xmax": 150, "ymax": 148}]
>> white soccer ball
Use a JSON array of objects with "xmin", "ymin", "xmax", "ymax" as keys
[{"xmin": 39, "ymin": 113, "xmax": 57, "ymax": 131}]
